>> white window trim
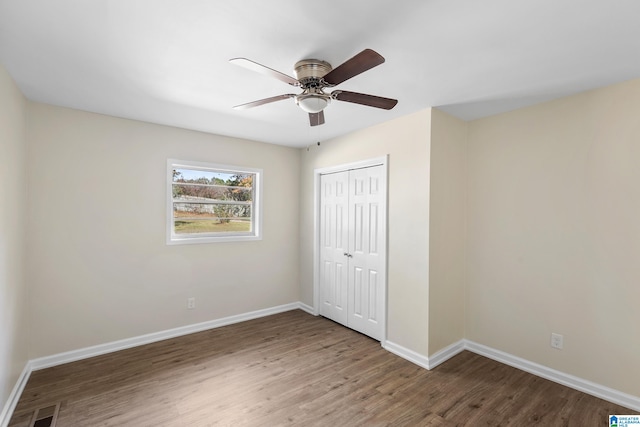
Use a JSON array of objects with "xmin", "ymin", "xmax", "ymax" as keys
[{"xmin": 166, "ymin": 159, "xmax": 263, "ymax": 245}]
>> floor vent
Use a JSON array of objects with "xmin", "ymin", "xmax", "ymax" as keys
[{"xmin": 29, "ymin": 402, "xmax": 60, "ymax": 427}]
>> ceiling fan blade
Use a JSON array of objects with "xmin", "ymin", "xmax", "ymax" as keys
[
  {"xmin": 322, "ymin": 49, "xmax": 385, "ymax": 86},
  {"xmin": 229, "ymin": 58, "xmax": 300, "ymax": 86},
  {"xmin": 332, "ymin": 91, "xmax": 397, "ymax": 110},
  {"xmin": 309, "ymin": 111, "xmax": 325, "ymax": 126},
  {"xmin": 233, "ymin": 94, "xmax": 295, "ymax": 110}
]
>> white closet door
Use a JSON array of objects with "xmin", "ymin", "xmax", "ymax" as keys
[
  {"xmin": 347, "ymin": 165, "xmax": 384, "ymax": 340},
  {"xmin": 319, "ymin": 165, "xmax": 385, "ymax": 341},
  {"xmin": 319, "ymin": 171, "xmax": 349, "ymax": 326}
]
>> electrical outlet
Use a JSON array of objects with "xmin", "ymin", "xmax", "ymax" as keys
[
  {"xmin": 187, "ymin": 297, "xmax": 196, "ymax": 310},
  {"xmin": 551, "ymin": 333, "xmax": 563, "ymax": 350}
]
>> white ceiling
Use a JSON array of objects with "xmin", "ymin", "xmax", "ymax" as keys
[{"xmin": 2, "ymin": 0, "xmax": 640, "ymax": 148}]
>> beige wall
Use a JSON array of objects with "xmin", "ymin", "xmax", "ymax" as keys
[
  {"xmin": 428, "ymin": 109, "xmax": 467, "ymax": 354},
  {"xmin": 26, "ymin": 103, "xmax": 301, "ymax": 358},
  {"xmin": 466, "ymin": 78, "xmax": 640, "ymax": 396},
  {"xmin": 0, "ymin": 65, "xmax": 29, "ymax": 410},
  {"xmin": 299, "ymin": 109, "xmax": 432, "ymax": 356}
]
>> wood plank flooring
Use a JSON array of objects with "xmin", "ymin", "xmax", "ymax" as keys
[{"xmin": 8, "ymin": 310, "xmax": 637, "ymax": 426}]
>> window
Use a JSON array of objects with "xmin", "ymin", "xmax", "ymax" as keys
[{"xmin": 167, "ymin": 159, "xmax": 262, "ymax": 244}]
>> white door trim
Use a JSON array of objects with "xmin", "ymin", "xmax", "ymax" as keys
[{"xmin": 313, "ymin": 155, "xmax": 388, "ymax": 344}]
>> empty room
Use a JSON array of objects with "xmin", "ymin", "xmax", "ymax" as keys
[{"xmin": 1, "ymin": 1, "xmax": 639, "ymax": 426}]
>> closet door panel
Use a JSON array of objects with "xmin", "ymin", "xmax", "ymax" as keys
[
  {"xmin": 347, "ymin": 165, "xmax": 385, "ymax": 340},
  {"xmin": 319, "ymin": 171, "xmax": 349, "ymax": 325}
]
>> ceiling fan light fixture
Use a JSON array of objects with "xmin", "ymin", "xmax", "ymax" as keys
[{"xmin": 296, "ymin": 94, "xmax": 330, "ymax": 113}]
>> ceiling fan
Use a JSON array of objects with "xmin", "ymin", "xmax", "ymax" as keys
[{"xmin": 230, "ymin": 49, "xmax": 398, "ymax": 126}]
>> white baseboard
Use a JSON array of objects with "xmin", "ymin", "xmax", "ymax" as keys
[
  {"xmin": 382, "ymin": 339, "xmax": 465, "ymax": 370},
  {"xmin": 383, "ymin": 340, "xmax": 431, "ymax": 370},
  {"xmin": 298, "ymin": 302, "xmax": 316, "ymax": 316},
  {"xmin": 427, "ymin": 340, "xmax": 466, "ymax": 369},
  {"xmin": 30, "ymin": 302, "xmax": 302, "ymax": 371},
  {"xmin": 0, "ymin": 362, "xmax": 32, "ymax": 427},
  {"xmin": 464, "ymin": 340, "xmax": 640, "ymax": 412}
]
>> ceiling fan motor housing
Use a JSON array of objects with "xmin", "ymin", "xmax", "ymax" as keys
[{"xmin": 294, "ymin": 59, "xmax": 332, "ymax": 88}]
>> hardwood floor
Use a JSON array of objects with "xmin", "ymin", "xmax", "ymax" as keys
[{"xmin": 9, "ymin": 310, "xmax": 637, "ymax": 426}]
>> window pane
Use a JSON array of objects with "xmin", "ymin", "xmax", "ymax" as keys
[
  {"xmin": 173, "ymin": 203, "xmax": 252, "ymax": 235},
  {"xmin": 174, "ymin": 218, "xmax": 251, "ymax": 234},
  {"xmin": 172, "ymin": 183, "xmax": 227, "ymax": 201},
  {"xmin": 173, "ymin": 168, "xmax": 238, "ymax": 184}
]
